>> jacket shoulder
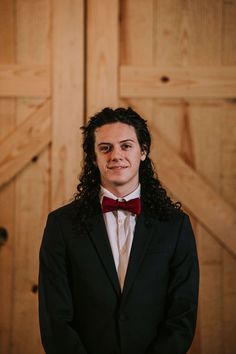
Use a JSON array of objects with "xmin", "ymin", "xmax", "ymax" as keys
[
  {"xmin": 158, "ymin": 208, "xmax": 187, "ymax": 226},
  {"xmin": 49, "ymin": 200, "xmax": 77, "ymax": 219},
  {"xmin": 42, "ymin": 201, "xmax": 79, "ymax": 245}
]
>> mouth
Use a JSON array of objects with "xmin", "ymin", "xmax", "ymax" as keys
[{"xmin": 107, "ymin": 166, "xmax": 128, "ymax": 170}]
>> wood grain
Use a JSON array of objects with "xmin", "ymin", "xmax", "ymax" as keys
[
  {"xmin": 189, "ymin": 110, "xmax": 222, "ymax": 354},
  {"xmin": 120, "ymin": 66, "xmax": 236, "ymax": 98},
  {"xmin": 87, "ymin": 0, "xmax": 118, "ymax": 117},
  {"xmin": 119, "ymin": 0, "xmax": 154, "ymax": 121},
  {"xmin": 0, "ymin": 1, "xmax": 15, "ymax": 353},
  {"xmin": 0, "ymin": 64, "xmax": 50, "ymax": 97},
  {"xmin": 184, "ymin": 2, "xmax": 223, "ymax": 353},
  {"xmin": 221, "ymin": 1, "xmax": 236, "ymax": 352},
  {"xmin": 11, "ymin": 1, "xmax": 50, "ymax": 353},
  {"xmin": 51, "ymin": 0, "xmax": 84, "ymax": 210},
  {"xmin": 0, "ymin": 100, "xmax": 51, "ymax": 188},
  {"xmin": 152, "ymin": 125, "xmax": 236, "ymax": 258}
]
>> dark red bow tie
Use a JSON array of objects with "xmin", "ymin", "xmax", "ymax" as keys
[{"xmin": 102, "ymin": 196, "xmax": 141, "ymax": 216}]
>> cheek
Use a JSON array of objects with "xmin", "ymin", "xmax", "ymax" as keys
[
  {"xmin": 134, "ymin": 153, "xmax": 143, "ymax": 165},
  {"xmin": 95, "ymin": 157, "xmax": 107, "ymax": 171}
]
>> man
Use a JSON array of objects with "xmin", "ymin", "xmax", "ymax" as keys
[{"xmin": 39, "ymin": 107, "xmax": 199, "ymax": 354}]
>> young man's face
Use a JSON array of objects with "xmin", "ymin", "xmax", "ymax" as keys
[{"xmin": 94, "ymin": 122, "xmax": 146, "ymax": 197}]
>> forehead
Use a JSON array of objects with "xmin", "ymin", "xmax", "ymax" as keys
[{"xmin": 94, "ymin": 122, "xmax": 138, "ymax": 143}]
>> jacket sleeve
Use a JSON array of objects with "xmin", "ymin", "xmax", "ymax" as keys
[
  {"xmin": 146, "ymin": 214, "xmax": 199, "ymax": 354},
  {"xmin": 38, "ymin": 213, "xmax": 87, "ymax": 354}
]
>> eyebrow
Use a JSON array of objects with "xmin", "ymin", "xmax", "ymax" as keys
[{"xmin": 97, "ymin": 139, "xmax": 135, "ymax": 146}]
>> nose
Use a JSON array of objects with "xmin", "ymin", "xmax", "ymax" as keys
[{"xmin": 110, "ymin": 146, "xmax": 123, "ymax": 161}]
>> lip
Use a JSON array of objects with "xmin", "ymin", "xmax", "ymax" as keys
[{"xmin": 107, "ymin": 166, "xmax": 128, "ymax": 170}]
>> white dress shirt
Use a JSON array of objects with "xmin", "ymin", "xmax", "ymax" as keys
[{"xmin": 100, "ymin": 185, "xmax": 141, "ymax": 272}]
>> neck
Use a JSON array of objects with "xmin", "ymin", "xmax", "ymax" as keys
[{"xmin": 101, "ymin": 183, "xmax": 139, "ymax": 198}]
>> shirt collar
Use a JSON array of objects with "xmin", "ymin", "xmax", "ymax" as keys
[{"xmin": 100, "ymin": 184, "xmax": 141, "ymax": 204}]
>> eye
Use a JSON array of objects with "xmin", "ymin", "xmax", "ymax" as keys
[
  {"xmin": 99, "ymin": 144, "xmax": 112, "ymax": 153},
  {"xmin": 121, "ymin": 143, "xmax": 132, "ymax": 150}
]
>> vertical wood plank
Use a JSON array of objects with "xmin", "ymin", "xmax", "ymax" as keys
[
  {"xmin": 120, "ymin": 0, "xmax": 154, "ymax": 66},
  {"xmin": 52, "ymin": 0, "xmax": 84, "ymax": 209},
  {"xmin": 87, "ymin": 0, "xmax": 119, "ymax": 117},
  {"xmin": 0, "ymin": 1, "xmax": 15, "ymax": 353},
  {"xmin": 153, "ymin": 0, "xmax": 192, "ymax": 192},
  {"xmin": 119, "ymin": 0, "xmax": 153, "ymax": 117},
  {"xmin": 222, "ymin": 2, "xmax": 236, "ymax": 353},
  {"xmin": 178, "ymin": 2, "xmax": 223, "ymax": 353},
  {"xmin": 154, "ymin": 0, "xmax": 186, "ymax": 66},
  {"xmin": 0, "ymin": 0, "xmax": 15, "ymax": 64},
  {"xmin": 11, "ymin": 1, "xmax": 50, "ymax": 353},
  {"xmin": 187, "ymin": 0, "xmax": 222, "ymax": 65},
  {"xmin": 190, "ymin": 109, "xmax": 223, "ymax": 354}
]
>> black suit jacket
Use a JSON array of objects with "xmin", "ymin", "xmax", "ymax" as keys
[{"xmin": 39, "ymin": 201, "xmax": 199, "ymax": 354}]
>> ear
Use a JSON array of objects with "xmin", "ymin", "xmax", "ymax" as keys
[{"xmin": 141, "ymin": 150, "xmax": 147, "ymax": 161}]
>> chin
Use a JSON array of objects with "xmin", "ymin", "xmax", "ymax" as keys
[{"xmin": 110, "ymin": 179, "xmax": 127, "ymax": 186}]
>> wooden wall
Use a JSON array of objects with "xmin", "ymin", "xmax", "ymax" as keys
[{"xmin": 0, "ymin": 1, "xmax": 236, "ymax": 353}]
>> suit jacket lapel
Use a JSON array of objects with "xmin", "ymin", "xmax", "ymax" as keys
[
  {"xmin": 88, "ymin": 212, "xmax": 121, "ymax": 296},
  {"xmin": 121, "ymin": 212, "xmax": 155, "ymax": 301}
]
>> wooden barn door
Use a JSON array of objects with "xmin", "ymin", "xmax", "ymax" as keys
[{"xmin": 0, "ymin": 1, "xmax": 84, "ymax": 353}]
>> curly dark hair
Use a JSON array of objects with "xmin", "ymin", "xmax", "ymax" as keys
[{"xmin": 74, "ymin": 107, "xmax": 181, "ymax": 233}]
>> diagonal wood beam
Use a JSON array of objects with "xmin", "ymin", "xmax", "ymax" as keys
[
  {"xmin": 0, "ymin": 99, "xmax": 51, "ymax": 189},
  {"xmin": 120, "ymin": 66, "xmax": 236, "ymax": 98},
  {"xmin": 151, "ymin": 127, "xmax": 236, "ymax": 258},
  {"xmin": 0, "ymin": 64, "xmax": 50, "ymax": 97}
]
